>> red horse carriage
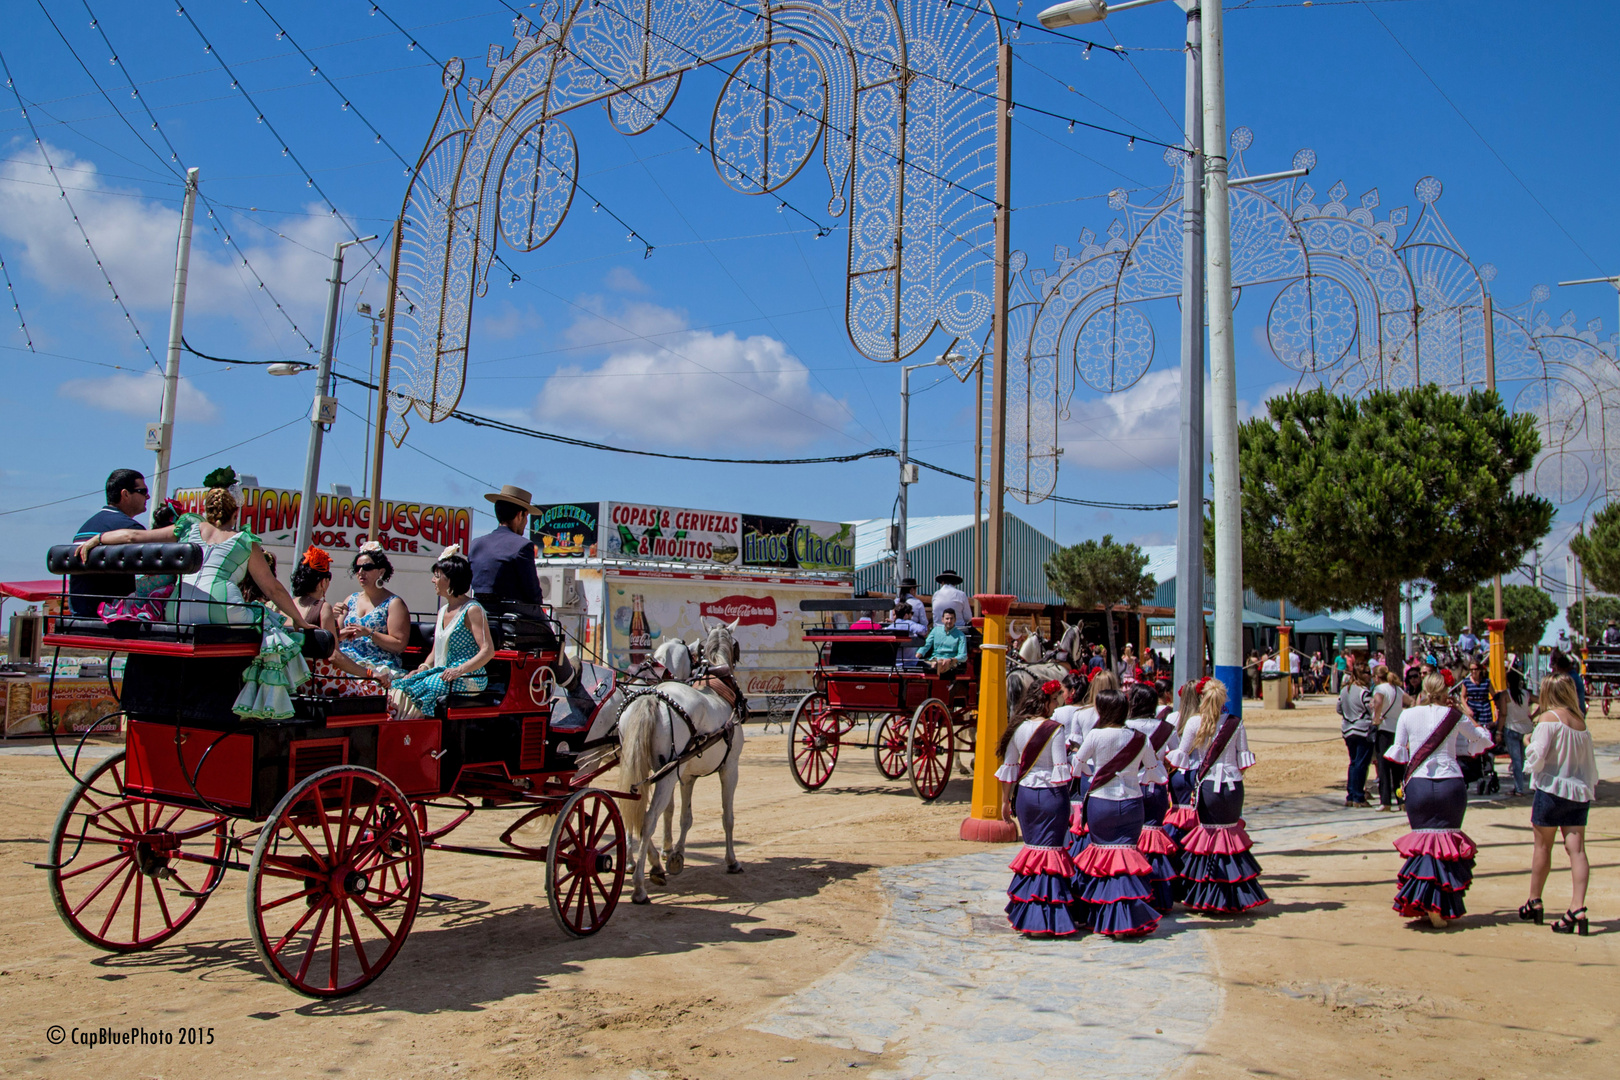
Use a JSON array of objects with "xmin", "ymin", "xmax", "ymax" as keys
[
  {"xmin": 787, "ymin": 599, "xmax": 980, "ymax": 802},
  {"xmin": 37, "ymin": 542, "xmax": 630, "ymax": 997}
]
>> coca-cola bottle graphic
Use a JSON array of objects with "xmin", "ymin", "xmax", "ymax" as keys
[{"xmin": 628, "ymin": 594, "xmax": 651, "ymax": 666}]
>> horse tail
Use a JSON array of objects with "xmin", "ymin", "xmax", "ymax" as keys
[{"xmin": 617, "ymin": 694, "xmax": 661, "ymax": 837}]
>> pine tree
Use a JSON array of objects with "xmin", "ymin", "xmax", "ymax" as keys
[
  {"xmin": 1044, "ymin": 535, "xmax": 1156, "ymax": 666},
  {"xmin": 1222, "ymin": 385, "xmax": 1551, "ymax": 667},
  {"xmin": 1569, "ymin": 503, "xmax": 1620, "ymax": 595}
]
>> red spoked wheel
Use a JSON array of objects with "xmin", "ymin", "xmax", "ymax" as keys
[
  {"xmin": 873, "ymin": 714, "xmax": 910, "ymax": 779},
  {"xmin": 907, "ymin": 698, "xmax": 956, "ymax": 803},
  {"xmin": 546, "ymin": 789, "xmax": 627, "ymax": 938},
  {"xmin": 788, "ymin": 692, "xmax": 840, "ymax": 791},
  {"xmin": 47, "ymin": 751, "xmax": 227, "ymax": 952},
  {"xmin": 247, "ymin": 765, "xmax": 422, "ymax": 998}
]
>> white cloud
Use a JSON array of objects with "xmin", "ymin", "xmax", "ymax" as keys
[
  {"xmin": 59, "ymin": 371, "xmax": 218, "ymax": 423},
  {"xmin": 1057, "ymin": 367, "xmax": 1292, "ymax": 472},
  {"xmin": 535, "ymin": 301, "xmax": 849, "ymax": 450},
  {"xmin": 0, "ymin": 144, "xmax": 346, "ymax": 346},
  {"xmin": 604, "ymin": 266, "xmax": 650, "ymax": 293}
]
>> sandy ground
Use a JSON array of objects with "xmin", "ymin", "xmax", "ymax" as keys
[{"xmin": 0, "ymin": 701, "xmax": 1614, "ymax": 1079}]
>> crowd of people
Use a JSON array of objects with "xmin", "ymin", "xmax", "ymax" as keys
[
  {"xmin": 68, "ymin": 467, "xmax": 558, "ymax": 723},
  {"xmin": 996, "ymin": 670, "xmax": 1268, "ymax": 938},
  {"xmin": 994, "ymin": 625, "xmax": 1599, "ymax": 938}
]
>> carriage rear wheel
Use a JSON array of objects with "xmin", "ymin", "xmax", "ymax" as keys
[
  {"xmin": 546, "ymin": 789, "xmax": 627, "ymax": 938},
  {"xmin": 48, "ymin": 751, "xmax": 227, "ymax": 952},
  {"xmin": 873, "ymin": 714, "xmax": 910, "ymax": 779},
  {"xmin": 247, "ymin": 765, "xmax": 422, "ymax": 998},
  {"xmin": 788, "ymin": 692, "xmax": 840, "ymax": 791},
  {"xmin": 907, "ymin": 699, "xmax": 955, "ymax": 802}
]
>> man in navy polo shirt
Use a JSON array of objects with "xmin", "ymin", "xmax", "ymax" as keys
[{"xmin": 68, "ymin": 469, "xmax": 150, "ymax": 616}]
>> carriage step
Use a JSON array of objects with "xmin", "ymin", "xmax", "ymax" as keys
[{"xmin": 31, "ymin": 862, "xmax": 65, "ymax": 871}]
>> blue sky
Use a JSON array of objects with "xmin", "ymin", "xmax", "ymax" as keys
[{"xmin": 1, "ymin": 0, "xmax": 1616, "ymax": 587}]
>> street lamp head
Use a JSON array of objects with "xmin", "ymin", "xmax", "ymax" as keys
[
  {"xmin": 1038, "ymin": 0, "xmax": 1110, "ymax": 27},
  {"xmin": 267, "ymin": 362, "xmax": 313, "ymax": 377},
  {"xmin": 355, "ymin": 301, "xmax": 373, "ymax": 316},
  {"xmin": 938, "ymin": 351, "xmax": 968, "ymax": 366}
]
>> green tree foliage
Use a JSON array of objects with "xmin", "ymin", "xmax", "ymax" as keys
[
  {"xmin": 1432, "ymin": 585, "xmax": 1558, "ymax": 655},
  {"xmin": 1569, "ymin": 502, "xmax": 1620, "ymax": 595},
  {"xmin": 1045, "ymin": 535, "xmax": 1156, "ymax": 664},
  {"xmin": 1221, "ymin": 385, "xmax": 1552, "ymax": 667}
]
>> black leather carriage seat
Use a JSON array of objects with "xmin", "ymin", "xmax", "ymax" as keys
[{"xmin": 48, "ymin": 542, "xmax": 203, "ymax": 578}]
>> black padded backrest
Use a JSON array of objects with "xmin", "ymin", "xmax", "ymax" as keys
[
  {"xmin": 47, "ymin": 543, "xmax": 203, "ymax": 577},
  {"xmin": 300, "ymin": 628, "xmax": 336, "ymax": 660}
]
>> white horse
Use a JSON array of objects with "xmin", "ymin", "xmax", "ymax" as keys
[
  {"xmin": 618, "ymin": 618, "xmax": 745, "ymax": 904},
  {"xmin": 1008, "ymin": 631, "xmax": 1071, "ymax": 709}
]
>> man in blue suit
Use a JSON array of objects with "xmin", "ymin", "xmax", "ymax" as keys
[{"xmin": 468, "ymin": 484, "xmax": 544, "ymax": 609}]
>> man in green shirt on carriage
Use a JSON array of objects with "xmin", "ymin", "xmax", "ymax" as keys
[{"xmin": 916, "ymin": 608, "xmax": 968, "ymax": 677}]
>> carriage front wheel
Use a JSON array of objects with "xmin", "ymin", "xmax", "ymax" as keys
[
  {"xmin": 873, "ymin": 714, "xmax": 910, "ymax": 780},
  {"xmin": 547, "ymin": 789, "xmax": 627, "ymax": 938},
  {"xmin": 247, "ymin": 765, "xmax": 423, "ymax": 998},
  {"xmin": 47, "ymin": 751, "xmax": 227, "ymax": 952},
  {"xmin": 907, "ymin": 699, "xmax": 955, "ymax": 803},
  {"xmin": 788, "ymin": 692, "xmax": 840, "ymax": 791}
]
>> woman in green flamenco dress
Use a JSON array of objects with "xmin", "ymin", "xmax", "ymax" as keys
[
  {"xmin": 75, "ymin": 467, "xmax": 317, "ymax": 719},
  {"xmin": 390, "ymin": 546, "xmax": 495, "ymax": 720}
]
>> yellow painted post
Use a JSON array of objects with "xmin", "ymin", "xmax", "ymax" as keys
[
  {"xmin": 962, "ymin": 593, "xmax": 1019, "ymax": 843},
  {"xmin": 1486, "ymin": 618, "xmax": 1508, "ymax": 696},
  {"xmin": 1277, "ymin": 622, "xmax": 1293, "ymax": 707}
]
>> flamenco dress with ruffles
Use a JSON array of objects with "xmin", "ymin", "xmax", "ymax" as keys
[
  {"xmin": 1070, "ymin": 727, "xmax": 1160, "ymax": 936},
  {"xmin": 391, "ymin": 601, "xmax": 488, "ymax": 718},
  {"xmin": 1168, "ymin": 716, "xmax": 1270, "ymax": 914},
  {"xmin": 996, "ymin": 718, "xmax": 1079, "ymax": 936},
  {"xmin": 1056, "ymin": 704, "xmax": 1098, "ymax": 861},
  {"xmin": 1128, "ymin": 715, "xmax": 1181, "ymax": 914},
  {"xmin": 1382, "ymin": 705, "xmax": 1494, "ymax": 922}
]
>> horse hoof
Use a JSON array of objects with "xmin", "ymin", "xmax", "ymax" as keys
[
  {"xmin": 632, "ymin": 893, "xmax": 651, "ymax": 906},
  {"xmin": 667, "ymin": 853, "xmax": 685, "ymax": 876},
  {"xmin": 648, "ymin": 870, "xmax": 666, "ymax": 887},
  {"xmin": 726, "ymin": 862, "xmax": 744, "ymax": 875}
]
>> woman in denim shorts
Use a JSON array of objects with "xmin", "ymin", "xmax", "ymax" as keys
[{"xmin": 1520, "ymin": 673, "xmax": 1599, "ymax": 935}]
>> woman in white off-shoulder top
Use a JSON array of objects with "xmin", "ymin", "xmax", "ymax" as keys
[{"xmin": 1520, "ymin": 673, "xmax": 1599, "ymax": 935}]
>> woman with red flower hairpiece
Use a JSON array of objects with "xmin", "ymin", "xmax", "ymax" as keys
[{"xmin": 291, "ymin": 546, "xmax": 391, "ymax": 697}]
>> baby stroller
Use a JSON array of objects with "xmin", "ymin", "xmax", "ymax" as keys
[{"xmin": 1462, "ymin": 731, "xmax": 1503, "ymax": 796}]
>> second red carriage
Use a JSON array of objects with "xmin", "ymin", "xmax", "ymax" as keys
[{"xmin": 787, "ymin": 599, "xmax": 980, "ymax": 802}]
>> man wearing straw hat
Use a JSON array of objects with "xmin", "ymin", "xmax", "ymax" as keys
[{"xmin": 468, "ymin": 484, "xmax": 545, "ymax": 609}]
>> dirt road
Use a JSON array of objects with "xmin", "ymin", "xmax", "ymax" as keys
[{"xmin": 1, "ymin": 700, "xmax": 1613, "ymax": 1079}]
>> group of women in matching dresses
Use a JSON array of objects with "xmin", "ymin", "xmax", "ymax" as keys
[{"xmin": 999, "ymin": 673, "xmax": 1270, "ymax": 938}]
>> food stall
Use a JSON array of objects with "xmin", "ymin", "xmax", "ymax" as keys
[{"xmin": 533, "ymin": 502, "xmax": 857, "ymax": 717}]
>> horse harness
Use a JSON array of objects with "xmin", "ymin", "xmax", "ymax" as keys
[{"xmin": 622, "ymin": 679, "xmax": 742, "ymax": 794}]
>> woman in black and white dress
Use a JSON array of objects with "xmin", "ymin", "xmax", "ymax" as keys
[
  {"xmin": 1168, "ymin": 679, "xmax": 1269, "ymax": 914},
  {"xmin": 1126, "ymin": 683, "xmax": 1179, "ymax": 913},
  {"xmin": 997, "ymin": 688, "xmax": 1078, "ymax": 937},
  {"xmin": 1070, "ymin": 689, "xmax": 1160, "ymax": 936},
  {"xmin": 1383, "ymin": 672, "xmax": 1495, "ymax": 927}
]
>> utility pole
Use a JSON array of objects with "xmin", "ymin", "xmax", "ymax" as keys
[
  {"xmin": 294, "ymin": 235, "xmax": 376, "ymax": 555},
  {"xmin": 1172, "ymin": 1, "xmax": 1206, "ymax": 690},
  {"xmin": 151, "ymin": 167, "xmax": 200, "ymax": 504},
  {"xmin": 896, "ymin": 355, "xmax": 954, "ymax": 592},
  {"xmin": 1202, "ymin": 0, "xmax": 1244, "ymax": 712},
  {"xmin": 986, "ymin": 41, "xmax": 1013, "ymax": 595}
]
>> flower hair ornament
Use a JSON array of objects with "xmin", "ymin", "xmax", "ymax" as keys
[
  {"xmin": 201, "ymin": 465, "xmax": 243, "ymax": 500},
  {"xmin": 358, "ymin": 540, "xmax": 384, "ymax": 555},
  {"xmin": 439, "ymin": 543, "xmax": 463, "ymax": 560},
  {"xmin": 301, "ymin": 546, "xmax": 332, "ymax": 573},
  {"xmin": 1041, "ymin": 679, "xmax": 1062, "ymax": 696}
]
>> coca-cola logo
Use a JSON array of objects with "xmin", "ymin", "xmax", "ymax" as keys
[
  {"xmin": 699, "ymin": 595, "xmax": 777, "ymax": 627},
  {"xmin": 746, "ymin": 674, "xmax": 787, "ymax": 694}
]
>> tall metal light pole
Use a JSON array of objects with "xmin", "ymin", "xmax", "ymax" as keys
[
  {"xmin": 897, "ymin": 353, "xmax": 962, "ymax": 593},
  {"xmin": 1199, "ymin": 0, "xmax": 1244, "ymax": 712},
  {"xmin": 294, "ymin": 235, "xmax": 377, "ymax": 555},
  {"xmin": 1039, "ymin": 0, "xmax": 1207, "ymax": 688},
  {"xmin": 151, "ymin": 167, "xmax": 200, "ymax": 504}
]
